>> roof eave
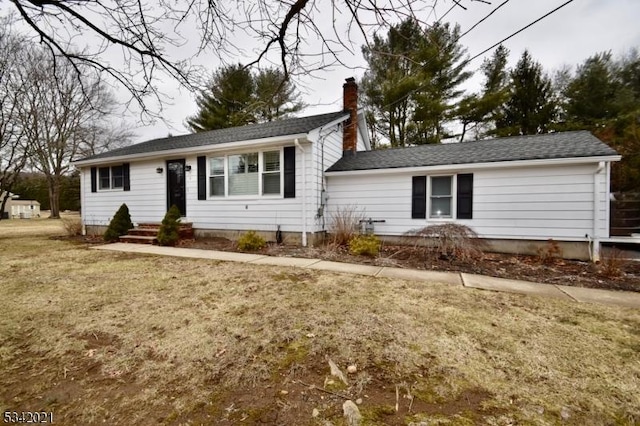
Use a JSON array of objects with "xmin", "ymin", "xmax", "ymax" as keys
[
  {"xmin": 325, "ymin": 154, "xmax": 622, "ymax": 176},
  {"xmin": 74, "ymin": 132, "xmax": 311, "ymax": 166}
]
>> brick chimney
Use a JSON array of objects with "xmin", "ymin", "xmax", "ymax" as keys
[{"xmin": 342, "ymin": 77, "xmax": 358, "ymax": 156}]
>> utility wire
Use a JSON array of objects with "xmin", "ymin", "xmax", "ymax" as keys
[
  {"xmin": 458, "ymin": 0, "xmax": 511, "ymax": 40},
  {"xmin": 381, "ymin": 0, "xmax": 575, "ymax": 110},
  {"xmin": 467, "ymin": 0, "xmax": 575, "ymax": 63}
]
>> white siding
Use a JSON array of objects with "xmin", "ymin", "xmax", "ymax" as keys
[
  {"xmin": 326, "ymin": 162, "xmax": 611, "ymax": 241},
  {"xmin": 81, "ymin": 159, "xmax": 167, "ymax": 226}
]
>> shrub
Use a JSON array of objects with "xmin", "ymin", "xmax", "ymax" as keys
[
  {"xmin": 599, "ymin": 248, "xmax": 625, "ymax": 278},
  {"xmin": 329, "ymin": 205, "xmax": 365, "ymax": 246},
  {"xmin": 405, "ymin": 223, "xmax": 484, "ymax": 261},
  {"xmin": 536, "ymin": 239, "xmax": 563, "ymax": 265},
  {"xmin": 349, "ymin": 234, "xmax": 381, "ymax": 257},
  {"xmin": 61, "ymin": 217, "xmax": 83, "ymax": 236},
  {"xmin": 157, "ymin": 205, "xmax": 181, "ymax": 246},
  {"xmin": 103, "ymin": 204, "xmax": 133, "ymax": 242},
  {"xmin": 237, "ymin": 230, "xmax": 266, "ymax": 251}
]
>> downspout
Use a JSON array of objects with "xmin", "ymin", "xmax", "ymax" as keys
[
  {"xmin": 295, "ymin": 139, "xmax": 307, "ymax": 247},
  {"xmin": 80, "ymin": 167, "xmax": 86, "ymax": 235},
  {"xmin": 592, "ymin": 161, "xmax": 605, "ymax": 262}
]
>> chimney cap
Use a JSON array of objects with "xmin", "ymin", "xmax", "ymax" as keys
[{"xmin": 345, "ymin": 77, "xmax": 356, "ymax": 84}]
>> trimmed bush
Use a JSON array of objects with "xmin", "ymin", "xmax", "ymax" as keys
[
  {"xmin": 103, "ymin": 204, "xmax": 133, "ymax": 242},
  {"xmin": 157, "ymin": 205, "xmax": 182, "ymax": 246},
  {"xmin": 237, "ymin": 230, "xmax": 266, "ymax": 251},
  {"xmin": 349, "ymin": 234, "xmax": 381, "ymax": 257},
  {"xmin": 405, "ymin": 223, "xmax": 484, "ymax": 261}
]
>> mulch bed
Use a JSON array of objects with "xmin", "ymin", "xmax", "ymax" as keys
[{"xmin": 180, "ymin": 237, "xmax": 640, "ymax": 293}]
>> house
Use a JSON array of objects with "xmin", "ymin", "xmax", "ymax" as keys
[
  {"xmin": 0, "ymin": 192, "xmax": 41, "ymax": 219},
  {"xmin": 73, "ymin": 78, "xmax": 370, "ymax": 247},
  {"xmin": 74, "ymin": 78, "xmax": 621, "ymax": 261}
]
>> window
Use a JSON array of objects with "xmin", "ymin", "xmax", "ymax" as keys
[
  {"xmin": 209, "ymin": 157, "xmax": 225, "ymax": 196},
  {"xmin": 412, "ymin": 174, "xmax": 473, "ymax": 220},
  {"xmin": 206, "ymin": 150, "xmax": 286, "ymax": 198},
  {"xmin": 228, "ymin": 153, "xmax": 259, "ymax": 195},
  {"xmin": 430, "ymin": 176, "xmax": 452, "ymax": 218},
  {"xmin": 98, "ymin": 166, "xmax": 124, "ymax": 190},
  {"xmin": 262, "ymin": 151, "xmax": 281, "ymax": 195}
]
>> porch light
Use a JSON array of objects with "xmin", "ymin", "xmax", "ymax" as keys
[
  {"xmin": 185, "ymin": 165, "xmax": 192, "ymax": 172},
  {"xmin": 156, "ymin": 167, "xmax": 163, "ymax": 174}
]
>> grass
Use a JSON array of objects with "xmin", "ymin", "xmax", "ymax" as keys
[{"xmin": 0, "ymin": 218, "xmax": 639, "ymax": 425}]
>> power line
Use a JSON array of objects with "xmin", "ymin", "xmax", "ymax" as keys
[
  {"xmin": 458, "ymin": 0, "xmax": 511, "ymax": 40},
  {"xmin": 380, "ymin": 0, "xmax": 575, "ymax": 110},
  {"xmin": 467, "ymin": 0, "xmax": 575, "ymax": 63}
]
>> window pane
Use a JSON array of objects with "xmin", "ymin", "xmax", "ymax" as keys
[
  {"xmin": 264, "ymin": 151, "xmax": 280, "ymax": 172},
  {"xmin": 229, "ymin": 154, "xmax": 258, "ymax": 195},
  {"xmin": 111, "ymin": 166, "xmax": 124, "ymax": 188},
  {"xmin": 99, "ymin": 167, "xmax": 110, "ymax": 189},
  {"xmin": 430, "ymin": 197, "xmax": 452, "ymax": 217},
  {"xmin": 431, "ymin": 176, "xmax": 452, "ymax": 196},
  {"xmin": 263, "ymin": 173, "xmax": 280, "ymax": 194},
  {"xmin": 210, "ymin": 157, "xmax": 224, "ymax": 175},
  {"xmin": 209, "ymin": 176, "xmax": 224, "ymax": 196}
]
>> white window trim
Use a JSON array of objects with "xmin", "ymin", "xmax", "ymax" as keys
[
  {"xmin": 97, "ymin": 165, "xmax": 124, "ymax": 192},
  {"xmin": 428, "ymin": 174, "xmax": 457, "ymax": 220},
  {"xmin": 207, "ymin": 148, "xmax": 284, "ymax": 200}
]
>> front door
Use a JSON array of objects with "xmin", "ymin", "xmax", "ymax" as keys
[{"xmin": 167, "ymin": 159, "xmax": 186, "ymax": 216}]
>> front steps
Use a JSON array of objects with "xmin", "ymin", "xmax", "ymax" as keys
[{"xmin": 119, "ymin": 222, "xmax": 194, "ymax": 245}]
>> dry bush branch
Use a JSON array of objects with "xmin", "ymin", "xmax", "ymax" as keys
[
  {"xmin": 328, "ymin": 205, "xmax": 365, "ymax": 246},
  {"xmin": 405, "ymin": 223, "xmax": 485, "ymax": 261},
  {"xmin": 61, "ymin": 217, "xmax": 82, "ymax": 236}
]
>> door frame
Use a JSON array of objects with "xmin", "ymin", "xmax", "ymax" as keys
[{"xmin": 166, "ymin": 158, "xmax": 186, "ymax": 217}]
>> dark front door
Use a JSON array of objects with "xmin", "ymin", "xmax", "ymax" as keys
[{"xmin": 167, "ymin": 159, "xmax": 186, "ymax": 216}]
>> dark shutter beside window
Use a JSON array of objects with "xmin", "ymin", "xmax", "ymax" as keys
[
  {"xmin": 90, "ymin": 167, "xmax": 97, "ymax": 193},
  {"xmin": 197, "ymin": 156, "xmax": 206, "ymax": 200},
  {"xmin": 456, "ymin": 173, "xmax": 473, "ymax": 219},
  {"xmin": 283, "ymin": 146, "xmax": 295, "ymax": 198},
  {"xmin": 123, "ymin": 163, "xmax": 130, "ymax": 191},
  {"xmin": 411, "ymin": 176, "xmax": 426, "ymax": 219}
]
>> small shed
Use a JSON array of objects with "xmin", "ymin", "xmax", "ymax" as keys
[{"xmin": 10, "ymin": 199, "xmax": 41, "ymax": 219}]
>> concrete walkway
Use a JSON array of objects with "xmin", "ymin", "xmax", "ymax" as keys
[{"xmin": 92, "ymin": 243, "xmax": 640, "ymax": 309}]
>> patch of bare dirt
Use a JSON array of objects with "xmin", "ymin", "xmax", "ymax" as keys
[{"xmin": 182, "ymin": 237, "xmax": 640, "ymax": 292}]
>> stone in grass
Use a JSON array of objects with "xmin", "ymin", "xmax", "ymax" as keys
[
  {"xmin": 312, "ymin": 408, "xmax": 320, "ymax": 418},
  {"xmin": 343, "ymin": 400, "xmax": 362, "ymax": 426},
  {"xmin": 327, "ymin": 357, "xmax": 348, "ymax": 385},
  {"xmin": 347, "ymin": 364, "xmax": 357, "ymax": 374}
]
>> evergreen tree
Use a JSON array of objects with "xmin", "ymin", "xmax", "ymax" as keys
[
  {"xmin": 157, "ymin": 204, "xmax": 181, "ymax": 246},
  {"xmin": 187, "ymin": 64, "xmax": 255, "ymax": 132},
  {"xmin": 103, "ymin": 203, "xmax": 133, "ymax": 242},
  {"xmin": 564, "ymin": 52, "xmax": 619, "ymax": 125},
  {"xmin": 186, "ymin": 65, "xmax": 304, "ymax": 132},
  {"xmin": 361, "ymin": 19, "xmax": 470, "ymax": 146},
  {"xmin": 411, "ymin": 22, "xmax": 471, "ymax": 144},
  {"xmin": 253, "ymin": 68, "xmax": 304, "ymax": 122},
  {"xmin": 361, "ymin": 18, "xmax": 423, "ymax": 148},
  {"xmin": 496, "ymin": 50, "xmax": 556, "ymax": 136},
  {"xmin": 457, "ymin": 45, "xmax": 510, "ymax": 140}
]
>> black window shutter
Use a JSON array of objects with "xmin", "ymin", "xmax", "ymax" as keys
[
  {"xmin": 283, "ymin": 146, "xmax": 295, "ymax": 198},
  {"xmin": 123, "ymin": 163, "xmax": 130, "ymax": 191},
  {"xmin": 456, "ymin": 173, "xmax": 473, "ymax": 219},
  {"xmin": 197, "ymin": 156, "xmax": 206, "ymax": 200},
  {"xmin": 411, "ymin": 176, "xmax": 426, "ymax": 219},
  {"xmin": 90, "ymin": 167, "xmax": 97, "ymax": 193}
]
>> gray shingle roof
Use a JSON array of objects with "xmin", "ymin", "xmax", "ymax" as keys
[
  {"xmin": 79, "ymin": 111, "xmax": 348, "ymax": 162},
  {"xmin": 326, "ymin": 131, "xmax": 619, "ymax": 172}
]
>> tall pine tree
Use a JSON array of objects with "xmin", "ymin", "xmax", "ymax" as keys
[{"xmin": 496, "ymin": 50, "xmax": 556, "ymax": 136}]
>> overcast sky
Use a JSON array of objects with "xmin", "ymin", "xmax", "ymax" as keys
[{"xmin": 126, "ymin": 0, "xmax": 640, "ymax": 143}]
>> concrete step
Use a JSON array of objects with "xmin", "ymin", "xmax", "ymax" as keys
[{"xmin": 119, "ymin": 235, "xmax": 157, "ymax": 244}]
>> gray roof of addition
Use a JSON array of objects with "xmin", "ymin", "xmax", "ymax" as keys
[
  {"xmin": 326, "ymin": 131, "xmax": 619, "ymax": 172},
  {"xmin": 79, "ymin": 111, "xmax": 349, "ymax": 162}
]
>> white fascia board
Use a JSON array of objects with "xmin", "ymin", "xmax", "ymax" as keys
[
  {"xmin": 325, "ymin": 155, "xmax": 622, "ymax": 177},
  {"xmin": 73, "ymin": 133, "xmax": 310, "ymax": 167},
  {"xmin": 307, "ymin": 114, "xmax": 350, "ymax": 141},
  {"xmin": 357, "ymin": 109, "xmax": 371, "ymax": 151}
]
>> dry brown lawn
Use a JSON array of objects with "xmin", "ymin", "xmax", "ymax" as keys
[{"xmin": 0, "ymin": 218, "xmax": 639, "ymax": 425}]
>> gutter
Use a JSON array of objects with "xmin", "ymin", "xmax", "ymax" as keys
[
  {"xmin": 295, "ymin": 138, "xmax": 307, "ymax": 247},
  {"xmin": 324, "ymin": 155, "xmax": 622, "ymax": 176},
  {"xmin": 591, "ymin": 161, "xmax": 605, "ymax": 262},
  {"xmin": 73, "ymin": 133, "xmax": 310, "ymax": 166}
]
